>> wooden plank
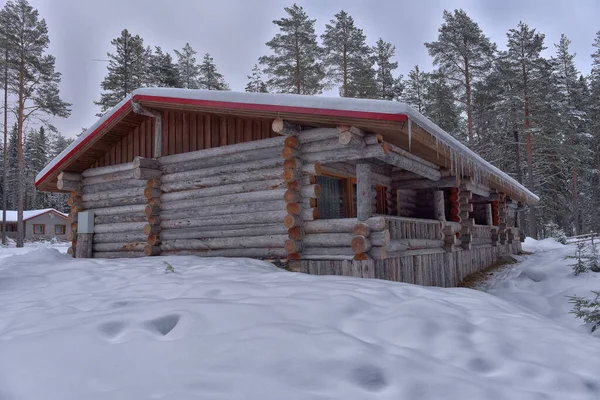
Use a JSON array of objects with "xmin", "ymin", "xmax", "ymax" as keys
[
  {"xmin": 183, "ymin": 112, "xmax": 190, "ymax": 153},
  {"xmin": 220, "ymin": 117, "xmax": 228, "ymax": 146},
  {"xmin": 189, "ymin": 112, "xmax": 197, "ymax": 151},
  {"xmin": 211, "ymin": 115, "xmax": 220, "ymax": 148},
  {"xmin": 133, "ymin": 127, "xmax": 139, "ymax": 157},
  {"xmin": 204, "ymin": 115, "xmax": 211, "ymax": 149},
  {"xmin": 253, "ymin": 120, "xmax": 261, "ymax": 141},
  {"xmin": 175, "ymin": 112, "xmax": 183, "ymax": 154},
  {"xmin": 161, "ymin": 112, "xmax": 168, "ymax": 156},
  {"xmin": 236, "ymin": 118, "xmax": 243, "ymax": 143},
  {"xmin": 244, "ymin": 119, "xmax": 252, "ymax": 142}
]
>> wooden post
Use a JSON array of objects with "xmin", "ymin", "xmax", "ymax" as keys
[
  {"xmin": 356, "ymin": 163, "xmax": 372, "ymax": 221},
  {"xmin": 433, "ymin": 190, "xmax": 445, "ymax": 223},
  {"xmin": 485, "ymin": 203, "xmax": 493, "ymax": 226},
  {"xmin": 75, "ymin": 233, "xmax": 93, "ymax": 258},
  {"xmin": 132, "ymin": 102, "xmax": 162, "ymax": 158},
  {"xmin": 459, "ymin": 185, "xmax": 473, "ymax": 250}
]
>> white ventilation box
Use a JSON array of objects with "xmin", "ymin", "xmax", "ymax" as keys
[{"xmin": 78, "ymin": 211, "xmax": 95, "ymax": 234}]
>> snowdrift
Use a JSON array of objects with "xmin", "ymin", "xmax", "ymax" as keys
[{"xmin": 1, "ymin": 247, "xmax": 599, "ymax": 400}]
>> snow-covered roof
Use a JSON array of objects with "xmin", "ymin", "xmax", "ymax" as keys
[
  {"xmin": 0, "ymin": 209, "xmax": 68, "ymax": 223},
  {"xmin": 35, "ymin": 88, "xmax": 539, "ymax": 203}
]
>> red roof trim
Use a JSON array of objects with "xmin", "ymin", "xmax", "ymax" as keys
[
  {"xmin": 35, "ymin": 94, "xmax": 408, "ymax": 188},
  {"xmin": 133, "ymin": 94, "xmax": 409, "ymax": 122},
  {"xmin": 35, "ymin": 99, "xmax": 133, "ymax": 188}
]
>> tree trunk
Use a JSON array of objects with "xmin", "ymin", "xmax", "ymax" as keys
[
  {"xmin": 16, "ymin": 57, "xmax": 24, "ymax": 248},
  {"xmin": 464, "ymin": 57, "xmax": 473, "ymax": 142},
  {"xmin": 1, "ymin": 48, "xmax": 8, "ymax": 245},
  {"xmin": 523, "ymin": 63, "xmax": 537, "ymax": 239},
  {"xmin": 512, "ymin": 102, "xmax": 526, "ymax": 231}
]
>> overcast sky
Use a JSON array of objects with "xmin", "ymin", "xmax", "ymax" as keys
[{"xmin": 29, "ymin": 0, "xmax": 600, "ymax": 139}]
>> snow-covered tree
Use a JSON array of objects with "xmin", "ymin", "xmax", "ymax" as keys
[
  {"xmin": 245, "ymin": 64, "xmax": 268, "ymax": 93},
  {"xmin": 403, "ymin": 65, "xmax": 428, "ymax": 113},
  {"xmin": 373, "ymin": 39, "xmax": 403, "ymax": 100},
  {"xmin": 0, "ymin": 0, "xmax": 70, "ymax": 247},
  {"xmin": 321, "ymin": 10, "xmax": 376, "ymax": 98},
  {"xmin": 259, "ymin": 4, "xmax": 325, "ymax": 95},
  {"xmin": 174, "ymin": 43, "xmax": 200, "ymax": 89},
  {"xmin": 425, "ymin": 9, "xmax": 496, "ymax": 142},
  {"xmin": 198, "ymin": 53, "xmax": 229, "ymax": 91},
  {"xmin": 148, "ymin": 46, "xmax": 179, "ymax": 88},
  {"xmin": 95, "ymin": 29, "xmax": 146, "ymax": 115}
]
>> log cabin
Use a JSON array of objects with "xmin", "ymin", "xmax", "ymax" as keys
[{"xmin": 35, "ymin": 88, "xmax": 538, "ymax": 287}]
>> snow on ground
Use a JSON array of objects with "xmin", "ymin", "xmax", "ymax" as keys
[
  {"xmin": 481, "ymin": 237, "xmax": 600, "ymax": 335},
  {"xmin": 1, "ymin": 244, "xmax": 600, "ymax": 400}
]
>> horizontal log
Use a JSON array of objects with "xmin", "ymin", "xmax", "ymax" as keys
[
  {"xmin": 93, "ymin": 232, "xmax": 147, "ymax": 244},
  {"xmin": 134, "ymin": 167, "xmax": 162, "ymax": 180},
  {"xmin": 299, "ymin": 254, "xmax": 354, "ymax": 261},
  {"xmin": 161, "ymin": 167, "xmax": 283, "ymax": 193},
  {"xmin": 161, "ymin": 200, "xmax": 286, "ymax": 221},
  {"xmin": 93, "ymin": 242, "xmax": 147, "ymax": 252},
  {"xmin": 339, "ymin": 131, "xmax": 365, "ymax": 149},
  {"xmin": 386, "ymin": 239, "xmax": 444, "ymax": 252},
  {"xmin": 161, "ymin": 248, "xmax": 288, "ymax": 259},
  {"xmin": 133, "ymin": 156, "xmax": 160, "ymax": 169},
  {"xmin": 82, "ymin": 187, "xmax": 145, "ymax": 203},
  {"xmin": 302, "ymin": 138, "xmax": 344, "ymax": 154},
  {"xmin": 92, "ymin": 251, "xmax": 143, "ymax": 259},
  {"xmin": 161, "ymin": 210, "xmax": 288, "ymax": 230},
  {"xmin": 82, "ymin": 162, "xmax": 134, "ymax": 178},
  {"xmin": 369, "ymin": 246, "xmax": 386, "ymax": 260},
  {"xmin": 161, "ymin": 189, "xmax": 287, "ymax": 211},
  {"xmin": 302, "ymin": 144, "xmax": 385, "ymax": 163},
  {"xmin": 296, "ymin": 127, "xmax": 339, "ymax": 143},
  {"xmin": 162, "ymin": 158, "xmax": 283, "ymax": 184},
  {"xmin": 57, "ymin": 179, "xmax": 81, "ymax": 191},
  {"xmin": 159, "ymin": 224, "xmax": 288, "ymax": 240},
  {"xmin": 386, "ymin": 247, "xmax": 446, "ymax": 258},
  {"xmin": 301, "ymin": 247, "xmax": 354, "ymax": 257},
  {"xmin": 161, "ymin": 136, "xmax": 286, "ymax": 165},
  {"xmin": 352, "ymin": 235, "xmax": 371, "ymax": 254},
  {"xmin": 304, "ymin": 217, "xmax": 386, "ymax": 233},
  {"xmin": 272, "ymin": 118, "xmax": 301, "ymax": 136},
  {"xmin": 371, "ymin": 230, "xmax": 391, "ymax": 246},
  {"xmin": 378, "ymin": 148, "xmax": 441, "ymax": 181},
  {"xmin": 463, "ymin": 182, "xmax": 490, "ymax": 198},
  {"xmin": 321, "ymin": 162, "xmax": 391, "ymax": 187},
  {"xmin": 161, "ymin": 146, "xmax": 281, "ymax": 174},
  {"xmin": 162, "ymin": 235, "xmax": 287, "ymax": 251},
  {"xmin": 95, "ymin": 213, "xmax": 148, "ymax": 225},
  {"xmin": 82, "ymin": 170, "xmax": 135, "ymax": 186},
  {"xmin": 88, "ymin": 204, "xmax": 147, "ymax": 216},
  {"xmin": 94, "ymin": 221, "xmax": 146, "ymax": 234},
  {"xmin": 82, "ymin": 178, "xmax": 147, "ymax": 194},
  {"xmin": 384, "ymin": 142, "xmax": 439, "ymax": 169},
  {"xmin": 303, "ymin": 233, "xmax": 353, "ymax": 247},
  {"xmin": 161, "ymin": 179, "xmax": 286, "ymax": 202},
  {"xmin": 58, "ymin": 171, "xmax": 82, "ymax": 181},
  {"xmin": 393, "ymin": 176, "xmax": 458, "ymax": 190},
  {"xmin": 84, "ymin": 195, "xmax": 146, "ymax": 210}
]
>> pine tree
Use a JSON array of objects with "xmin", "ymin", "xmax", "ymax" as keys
[
  {"xmin": 373, "ymin": 39, "xmax": 403, "ymax": 100},
  {"xmin": 6, "ymin": 124, "xmax": 17, "ymax": 210},
  {"xmin": 403, "ymin": 66, "xmax": 428, "ymax": 113},
  {"xmin": 422, "ymin": 71, "xmax": 463, "ymax": 136},
  {"xmin": 589, "ymin": 31, "xmax": 600, "ymax": 230},
  {"xmin": 245, "ymin": 64, "xmax": 268, "ymax": 93},
  {"xmin": 321, "ymin": 10, "xmax": 376, "ymax": 98},
  {"xmin": 174, "ymin": 43, "xmax": 200, "ymax": 89},
  {"xmin": 425, "ymin": 9, "xmax": 496, "ymax": 142},
  {"xmin": 23, "ymin": 126, "xmax": 48, "ymax": 209},
  {"xmin": 94, "ymin": 29, "xmax": 146, "ymax": 115},
  {"xmin": 149, "ymin": 46, "xmax": 179, "ymax": 87},
  {"xmin": 0, "ymin": 0, "xmax": 71, "ymax": 247},
  {"xmin": 198, "ymin": 53, "xmax": 229, "ymax": 90},
  {"xmin": 1, "ymin": 39, "xmax": 9, "ymax": 244},
  {"xmin": 259, "ymin": 4, "xmax": 325, "ymax": 95}
]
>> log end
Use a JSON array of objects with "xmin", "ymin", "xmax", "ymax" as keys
[
  {"xmin": 351, "ymin": 235, "xmax": 372, "ymax": 255},
  {"xmin": 284, "ymin": 239, "xmax": 303, "ymax": 254},
  {"xmin": 353, "ymin": 223, "xmax": 371, "ymax": 237},
  {"xmin": 147, "ymin": 234, "xmax": 161, "ymax": 246},
  {"xmin": 353, "ymin": 253, "xmax": 370, "ymax": 261},
  {"xmin": 286, "ymin": 203, "xmax": 302, "ymax": 216},
  {"xmin": 283, "ymin": 168, "xmax": 297, "ymax": 183},
  {"xmin": 287, "ymin": 253, "xmax": 302, "ymax": 260},
  {"xmin": 288, "ymin": 227, "xmax": 305, "ymax": 240},
  {"xmin": 283, "ymin": 214, "xmax": 302, "ymax": 229},
  {"xmin": 283, "ymin": 158, "xmax": 298, "ymax": 169},
  {"xmin": 281, "ymin": 146, "xmax": 297, "ymax": 160},
  {"xmin": 144, "ymin": 245, "xmax": 162, "ymax": 256},
  {"xmin": 283, "ymin": 189, "xmax": 300, "ymax": 204},
  {"xmin": 313, "ymin": 161, "xmax": 322, "ymax": 176},
  {"xmin": 284, "ymin": 136, "xmax": 300, "ymax": 149}
]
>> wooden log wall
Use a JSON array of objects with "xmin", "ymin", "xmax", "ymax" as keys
[
  {"xmin": 77, "ymin": 162, "xmax": 148, "ymax": 258},
  {"xmin": 300, "ymin": 241, "xmax": 522, "ymax": 288},
  {"xmin": 158, "ymin": 136, "xmax": 289, "ymax": 259},
  {"xmin": 93, "ymin": 112, "xmax": 278, "ymax": 168},
  {"xmin": 59, "ymin": 172, "xmax": 84, "ymax": 256},
  {"xmin": 459, "ymin": 186, "xmax": 473, "ymax": 250}
]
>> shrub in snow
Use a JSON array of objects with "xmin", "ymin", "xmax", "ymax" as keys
[
  {"xmin": 569, "ymin": 242, "xmax": 589, "ymax": 276},
  {"xmin": 589, "ymin": 239, "xmax": 600, "ymax": 273},
  {"xmin": 544, "ymin": 222, "xmax": 567, "ymax": 244},
  {"xmin": 164, "ymin": 261, "xmax": 175, "ymax": 273},
  {"xmin": 568, "ymin": 291, "xmax": 600, "ymax": 332}
]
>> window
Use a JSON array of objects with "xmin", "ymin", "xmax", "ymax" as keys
[
  {"xmin": 316, "ymin": 173, "xmax": 388, "ymax": 219},
  {"xmin": 55, "ymin": 225, "xmax": 66, "ymax": 235},
  {"xmin": 33, "ymin": 224, "xmax": 45, "ymax": 234}
]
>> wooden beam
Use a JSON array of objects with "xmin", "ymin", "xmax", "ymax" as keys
[
  {"xmin": 272, "ymin": 118, "xmax": 301, "ymax": 135},
  {"xmin": 463, "ymin": 182, "xmax": 490, "ymax": 198},
  {"xmin": 356, "ymin": 163, "xmax": 372, "ymax": 221},
  {"xmin": 132, "ymin": 101, "xmax": 162, "ymax": 158},
  {"xmin": 393, "ymin": 176, "xmax": 459, "ymax": 190},
  {"xmin": 379, "ymin": 144, "xmax": 441, "ymax": 181}
]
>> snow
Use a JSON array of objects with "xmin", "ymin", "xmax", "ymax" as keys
[
  {"xmin": 0, "ymin": 208, "xmax": 68, "ymax": 222},
  {"xmin": 1, "ymin": 244, "xmax": 600, "ymax": 399},
  {"xmin": 35, "ymin": 88, "xmax": 538, "ymax": 203},
  {"xmin": 481, "ymin": 237, "xmax": 600, "ymax": 335}
]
